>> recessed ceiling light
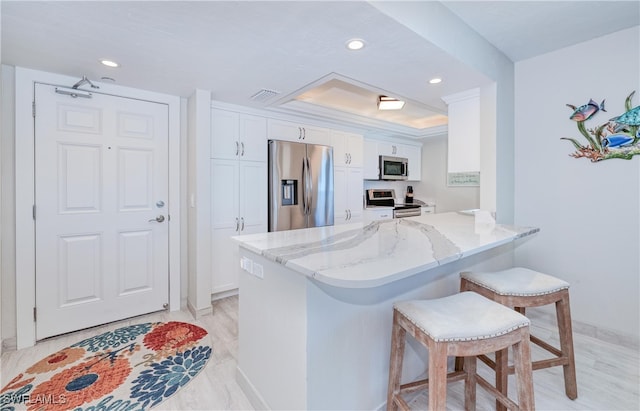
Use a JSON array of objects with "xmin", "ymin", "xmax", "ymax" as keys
[
  {"xmin": 100, "ymin": 59, "xmax": 120, "ymax": 68},
  {"xmin": 429, "ymin": 78, "xmax": 442, "ymax": 84},
  {"xmin": 346, "ymin": 39, "xmax": 365, "ymax": 50}
]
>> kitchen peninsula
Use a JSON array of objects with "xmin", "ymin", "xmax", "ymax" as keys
[{"xmin": 234, "ymin": 211, "xmax": 538, "ymax": 410}]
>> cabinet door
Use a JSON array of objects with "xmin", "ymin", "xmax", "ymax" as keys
[
  {"xmin": 331, "ymin": 131, "xmax": 349, "ymax": 166},
  {"xmin": 239, "ymin": 114, "xmax": 267, "ymax": 162},
  {"xmin": 301, "ymin": 125, "xmax": 330, "ymax": 145},
  {"xmin": 268, "ymin": 119, "xmax": 303, "ymax": 142},
  {"xmin": 363, "ymin": 140, "xmax": 379, "ymax": 179},
  {"xmin": 239, "ymin": 160, "xmax": 267, "ymax": 234},
  {"xmin": 346, "ymin": 167, "xmax": 364, "ymax": 222},
  {"xmin": 211, "ymin": 159, "xmax": 240, "ymax": 230},
  {"xmin": 211, "ymin": 109, "xmax": 240, "ymax": 160},
  {"xmin": 333, "ymin": 166, "xmax": 349, "ymax": 224},
  {"xmin": 377, "ymin": 141, "xmax": 400, "ymax": 156},
  {"xmin": 346, "ymin": 133, "xmax": 363, "ymax": 168},
  {"xmin": 397, "ymin": 144, "xmax": 422, "ymax": 181},
  {"xmin": 211, "ymin": 159, "xmax": 241, "ymax": 294}
]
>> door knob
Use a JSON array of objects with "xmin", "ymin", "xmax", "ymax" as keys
[{"xmin": 149, "ymin": 215, "xmax": 165, "ymax": 223}]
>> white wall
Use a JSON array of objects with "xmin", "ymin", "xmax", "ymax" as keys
[
  {"xmin": 514, "ymin": 26, "xmax": 640, "ymax": 340},
  {"xmin": 1, "ymin": 65, "xmax": 16, "ymax": 349},
  {"xmin": 413, "ymin": 135, "xmax": 479, "ymax": 212}
]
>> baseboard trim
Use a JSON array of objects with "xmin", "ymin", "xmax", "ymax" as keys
[
  {"xmin": 1, "ymin": 336, "xmax": 17, "ymax": 353},
  {"xmin": 528, "ymin": 309, "xmax": 639, "ymax": 350},
  {"xmin": 211, "ymin": 289, "xmax": 239, "ymax": 302},
  {"xmin": 236, "ymin": 366, "xmax": 270, "ymax": 410},
  {"xmin": 186, "ymin": 300, "xmax": 212, "ymax": 319}
]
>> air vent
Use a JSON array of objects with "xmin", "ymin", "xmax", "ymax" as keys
[{"xmin": 250, "ymin": 89, "xmax": 280, "ymax": 102}]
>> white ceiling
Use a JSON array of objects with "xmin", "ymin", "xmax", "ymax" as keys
[{"xmin": 2, "ymin": 1, "xmax": 639, "ymax": 138}]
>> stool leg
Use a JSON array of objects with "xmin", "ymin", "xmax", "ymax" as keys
[
  {"xmin": 455, "ymin": 278, "xmax": 470, "ymax": 373},
  {"xmin": 495, "ymin": 348, "xmax": 508, "ymax": 411},
  {"xmin": 463, "ymin": 356, "xmax": 477, "ymax": 411},
  {"xmin": 512, "ymin": 329, "xmax": 535, "ymax": 411},
  {"xmin": 428, "ymin": 343, "xmax": 448, "ymax": 411},
  {"xmin": 557, "ymin": 293, "xmax": 578, "ymax": 399},
  {"xmin": 387, "ymin": 311, "xmax": 407, "ymax": 411}
]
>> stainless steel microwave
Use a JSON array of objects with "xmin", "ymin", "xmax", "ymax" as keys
[{"xmin": 379, "ymin": 155, "xmax": 408, "ymax": 180}]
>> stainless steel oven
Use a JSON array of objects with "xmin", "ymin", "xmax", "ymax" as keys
[
  {"xmin": 379, "ymin": 155, "xmax": 408, "ymax": 180},
  {"xmin": 365, "ymin": 189, "xmax": 421, "ymax": 218}
]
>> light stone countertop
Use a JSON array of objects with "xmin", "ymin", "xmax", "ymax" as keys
[{"xmin": 234, "ymin": 211, "xmax": 539, "ymax": 288}]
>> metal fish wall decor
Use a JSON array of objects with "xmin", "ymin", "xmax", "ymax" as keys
[{"xmin": 562, "ymin": 91, "xmax": 640, "ymax": 162}]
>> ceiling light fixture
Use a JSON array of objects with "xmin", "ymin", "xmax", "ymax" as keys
[
  {"xmin": 429, "ymin": 77, "xmax": 442, "ymax": 84},
  {"xmin": 100, "ymin": 59, "xmax": 120, "ymax": 68},
  {"xmin": 377, "ymin": 95, "xmax": 405, "ymax": 110},
  {"xmin": 346, "ymin": 39, "xmax": 365, "ymax": 50}
]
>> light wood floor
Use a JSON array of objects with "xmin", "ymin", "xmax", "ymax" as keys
[{"xmin": 2, "ymin": 296, "xmax": 639, "ymax": 410}]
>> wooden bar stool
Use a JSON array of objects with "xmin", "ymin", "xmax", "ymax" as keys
[
  {"xmin": 387, "ymin": 291, "xmax": 535, "ymax": 411},
  {"xmin": 459, "ymin": 267, "xmax": 578, "ymax": 406}
]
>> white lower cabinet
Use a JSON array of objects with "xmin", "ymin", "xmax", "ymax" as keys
[
  {"xmin": 334, "ymin": 166, "xmax": 363, "ymax": 224},
  {"xmin": 210, "ymin": 159, "xmax": 267, "ymax": 294}
]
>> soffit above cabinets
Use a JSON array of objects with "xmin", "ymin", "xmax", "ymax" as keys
[{"xmin": 272, "ymin": 74, "xmax": 450, "ymax": 138}]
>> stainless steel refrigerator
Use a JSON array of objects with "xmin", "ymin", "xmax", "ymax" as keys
[{"xmin": 268, "ymin": 139, "xmax": 334, "ymax": 232}]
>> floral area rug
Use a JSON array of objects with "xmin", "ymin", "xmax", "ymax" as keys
[{"xmin": 1, "ymin": 321, "xmax": 211, "ymax": 411}]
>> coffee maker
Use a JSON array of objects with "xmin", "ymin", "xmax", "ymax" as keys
[{"xmin": 405, "ymin": 185, "xmax": 414, "ymax": 204}]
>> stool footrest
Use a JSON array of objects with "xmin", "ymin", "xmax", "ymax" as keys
[
  {"xmin": 476, "ymin": 374, "xmax": 519, "ymax": 410},
  {"xmin": 530, "ymin": 334, "xmax": 562, "ymax": 357},
  {"xmin": 398, "ymin": 370, "xmax": 467, "ymax": 395}
]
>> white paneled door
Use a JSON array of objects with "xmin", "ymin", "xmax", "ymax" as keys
[{"xmin": 34, "ymin": 83, "xmax": 169, "ymax": 339}]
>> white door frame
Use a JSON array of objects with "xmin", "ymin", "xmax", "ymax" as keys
[{"xmin": 15, "ymin": 67, "xmax": 181, "ymax": 349}]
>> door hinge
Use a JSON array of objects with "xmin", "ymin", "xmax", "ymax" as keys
[
  {"xmin": 33, "ymin": 307, "xmax": 37, "ymax": 322},
  {"xmin": 33, "ymin": 205, "xmax": 36, "ymax": 220},
  {"xmin": 32, "ymin": 101, "xmax": 36, "ymax": 118}
]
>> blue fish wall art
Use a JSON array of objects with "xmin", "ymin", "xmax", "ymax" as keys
[{"xmin": 561, "ymin": 91, "xmax": 640, "ymax": 161}]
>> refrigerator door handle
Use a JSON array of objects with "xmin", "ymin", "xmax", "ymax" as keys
[
  {"xmin": 305, "ymin": 156, "xmax": 313, "ymax": 215},
  {"xmin": 302, "ymin": 157, "xmax": 309, "ymax": 215}
]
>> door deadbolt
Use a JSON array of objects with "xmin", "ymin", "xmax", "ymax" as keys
[{"xmin": 149, "ymin": 215, "xmax": 165, "ymax": 223}]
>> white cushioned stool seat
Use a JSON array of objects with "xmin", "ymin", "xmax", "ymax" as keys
[
  {"xmin": 387, "ymin": 291, "xmax": 535, "ymax": 411},
  {"xmin": 394, "ymin": 291, "xmax": 530, "ymax": 342},
  {"xmin": 461, "ymin": 267, "xmax": 569, "ymax": 296},
  {"xmin": 458, "ymin": 267, "xmax": 578, "ymax": 407}
]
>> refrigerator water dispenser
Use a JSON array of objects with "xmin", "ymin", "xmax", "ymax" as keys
[{"xmin": 281, "ymin": 180, "xmax": 298, "ymax": 206}]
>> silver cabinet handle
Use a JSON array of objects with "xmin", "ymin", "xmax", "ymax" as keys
[
  {"xmin": 235, "ymin": 217, "xmax": 239, "ymax": 231},
  {"xmin": 348, "ymin": 153, "xmax": 352, "ymax": 164},
  {"xmin": 302, "ymin": 127, "xmax": 306, "ymax": 140},
  {"xmin": 241, "ymin": 142, "xmax": 245, "ymax": 156},
  {"xmin": 298, "ymin": 127, "xmax": 303, "ymax": 140},
  {"xmin": 348, "ymin": 209, "xmax": 352, "ymax": 220},
  {"xmin": 240, "ymin": 217, "xmax": 245, "ymax": 231},
  {"xmin": 235, "ymin": 141, "xmax": 239, "ymax": 156},
  {"xmin": 148, "ymin": 215, "xmax": 165, "ymax": 223}
]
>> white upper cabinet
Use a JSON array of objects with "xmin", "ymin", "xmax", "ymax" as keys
[
  {"xmin": 442, "ymin": 88, "xmax": 480, "ymax": 173},
  {"xmin": 377, "ymin": 141, "xmax": 402, "ymax": 157},
  {"xmin": 396, "ymin": 143, "xmax": 422, "ymax": 181},
  {"xmin": 331, "ymin": 130, "xmax": 363, "ymax": 168},
  {"xmin": 211, "ymin": 108, "xmax": 267, "ymax": 161},
  {"xmin": 268, "ymin": 119, "xmax": 330, "ymax": 146},
  {"xmin": 363, "ymin": 140, "xmax": 379, "ymax": 180}
]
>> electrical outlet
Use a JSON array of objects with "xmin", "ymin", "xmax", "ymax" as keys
[
  {"xmin": 240, "ymin": 257, "xmax": 253, "ymax": 274},
  {"xmin": 253, "ymin": 263, "xmax": 264, "ymax": 279}
]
